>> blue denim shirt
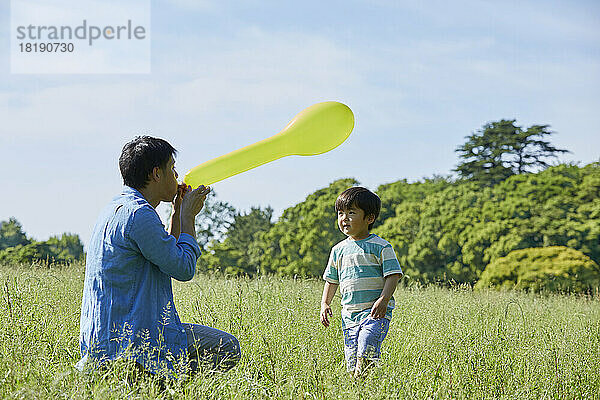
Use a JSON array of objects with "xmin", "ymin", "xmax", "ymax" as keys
[{"xmin": 77, "ymin": 187, "xmax": 201, "ymax": 373}]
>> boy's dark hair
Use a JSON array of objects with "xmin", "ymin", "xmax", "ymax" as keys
[
  {"xmin": 119, "ymin": 136, "xmax": 177, "ymax": 190},
  {"xmin": 335, "ymin": 186, "xmax": 381, "ymax": 230}
]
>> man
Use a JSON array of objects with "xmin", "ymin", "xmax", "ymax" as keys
[{"xmin": 76, "ymin": 136, "xmax": 240, "ymax": 375}]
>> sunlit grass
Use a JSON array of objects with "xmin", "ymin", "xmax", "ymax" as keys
[{"xmin": 0, "ymin": 263, "xmax": 598, "ymax": 399}]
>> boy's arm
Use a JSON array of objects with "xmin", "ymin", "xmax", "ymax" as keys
[
  {"xmin": 320, "ymin": 281, "xmax": 339, "ymax": 327},
  {"xmin": 369, "ymin": 273, "xmax": 401, "ymax": 319}
]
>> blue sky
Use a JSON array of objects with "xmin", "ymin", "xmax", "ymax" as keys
[{"xmin": 1, "ymin": 0, "xmax": 599, "ymax": 247}]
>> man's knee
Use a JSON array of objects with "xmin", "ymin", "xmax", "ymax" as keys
[{"xmin": 221, "ymin": 333, "xmax": 241, "ymax": 361}]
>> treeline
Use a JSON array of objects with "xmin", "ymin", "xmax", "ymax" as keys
[
  {"xmin": 197, "ymin": 163, "xmax": 600, "ymax": 285},
  {"xmin": 195, "ymin": 119, "xmax": 600, "ymax": 290},
  {"xmin": 0, "ymin": 218, "xmax": 84, "ymax": 265},
  {"xmin": 376, "ymin": 163, "xmax": 600, "ymax": 284}
]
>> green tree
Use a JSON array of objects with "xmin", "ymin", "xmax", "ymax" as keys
[
  {"xmin": 194, "ymin": 191, "xmax": 236, "ymax": 249},
  {"xmin": 45, "ymin": 233, "xmax": 84, "ymax": 263},
  {"xmin": 376, "ymin": 175, "xmax": 451, "ymax": 227},
  {"xmin": 0, "ymin": 242, "xmax": 49, "ymax": 265},
  {"xmin": 254, "ymin": 178, "xmax": 357, "ymax": 276},
  {"xmin": 475, "ymin": 246, "xmax": 600, "ymax": 293},
  {"xmin": 375, "ymin": 181, "xmax": 490, "ymax": 283},
  {"xmin": 455, "ymin": 120, "xmax": 568, "ymax": 185},
  {"xmin": 375, "ymin": 162, "xmax": 600, "ymax": 284},
  {"xmin": 227, "ymin": 207, "xmax": 274, "ymax": 251},
  {"xmin": 0, "ymin": 218, "xmax": 30, "ymax": 250},
  {"xmin": 508, "ymin": 124, "xmax": 569, "ymax": 174},
  {"xmin": 0, "ymin": 218, "xmax": 84, "ymax": 265},
  {"xmin": 201, "ymin": 206, "xmax": 274, "ymax": 275},
  {"xmin": 0, "ymin": 233, "xmax": 84, "ymax": 265}
]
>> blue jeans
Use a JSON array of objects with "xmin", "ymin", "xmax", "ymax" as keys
[
  {"xmin": 183, "ymin": 323, "xmax": 241, "ymax": 372},
  {"xmin": 342, "ymin": 317, "xmax": 390, "ymax": 372}
]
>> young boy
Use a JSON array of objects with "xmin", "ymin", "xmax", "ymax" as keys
[{"xmin": 320, "ymin": 186, "xmax": 403, "ymax": 378}]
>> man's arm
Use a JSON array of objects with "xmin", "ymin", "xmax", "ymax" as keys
[
  {"xmin": 168, "ymin": 184, "xmax": 187, "ymax": 239},
  {"xmin": 320, "ymin": 281, "xmax": 339, "ymax": 327},
  {"xmin": 169, "ymin": 185, "xmax": 182, "ymax": 239},
  {"xmin": 169, "ymin": 208, "xmax": 180, "ymax": 239},
  {"xmin": 369, "ymin": 273, "xmax": 401, "ymax": 319},
  {"xmin": 129, "ymin": 186, "xmax": 211, "ymax": 282}
]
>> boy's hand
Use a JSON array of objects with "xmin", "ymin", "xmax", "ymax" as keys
[
  {"xmin": 369, "ymin": 296, "xmax": 389, "ymax": 319},
  {"xmin": 320, "ymin": 303, "xmax": 333, "ymax": 327}
]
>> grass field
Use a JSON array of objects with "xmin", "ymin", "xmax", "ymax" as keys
[{"xmin": 0, "ymin": 263, "xmax": 599, "ymax": 399}]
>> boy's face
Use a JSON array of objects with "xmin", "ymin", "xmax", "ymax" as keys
[{"xmin": 337, "ymin": 204, "xmax": 375, "ymax": 240}]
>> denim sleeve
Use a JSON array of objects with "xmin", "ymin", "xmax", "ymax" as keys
[{"xmin": 128, "ymin": 205, "xmax": 201, "ymax": 281}]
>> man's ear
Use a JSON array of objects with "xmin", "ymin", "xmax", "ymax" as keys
[{"xmin": 150, "ymin": 166, "xmax": 161, "ymax": 182}]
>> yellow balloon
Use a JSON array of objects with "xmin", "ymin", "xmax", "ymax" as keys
[{"xmin": 183, "ymin": 101, "xmax": 354, "ymax": 187}]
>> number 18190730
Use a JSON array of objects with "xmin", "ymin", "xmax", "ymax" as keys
[{"xmin": 19, "ymin": 42, "xmax": 74, "ymax": 52}]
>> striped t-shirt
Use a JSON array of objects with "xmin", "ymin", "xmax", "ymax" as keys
[{"xmin": 323, "ymin": 233, "xmax": 403, "ymax": 329}]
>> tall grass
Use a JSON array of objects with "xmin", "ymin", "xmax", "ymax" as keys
[{"xmin": 0, "ymin": 263, "xmax": 598, "ymax": 399}]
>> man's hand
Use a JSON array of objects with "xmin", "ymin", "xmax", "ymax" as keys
[
  {"xmin": 172, "ymin": 183, "xmax": 190, "ymax": 212},
  {"xmin": 180, "ymin": 185, "xmax": 211, "ymax": 238},
  {"xmin": 168, "ymin": 184, "xmax": 190, "ymax": 239},
  {"xmin": 181, "ymin": 185, "xmax": 211, "ymax": 219},
  {"xmin": 369, "ymin": 296, "xmax": 389, "ymax": 319},
  {"xmin": 320, "ymin": 302, "xmax": 333, "ymax": 327}
]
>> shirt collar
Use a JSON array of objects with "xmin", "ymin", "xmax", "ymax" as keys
[{"xmin": 122, "ymin": 186, "xmax": 146, "ymax": 200}]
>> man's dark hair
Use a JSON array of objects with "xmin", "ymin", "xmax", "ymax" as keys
[
  {"xmin": 335, "ymin": 186, "xmax": 381, "ymax": 230},
  {"xmin": 119, "ymin": 136, "xmax": 177, "ymax": 190}
]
